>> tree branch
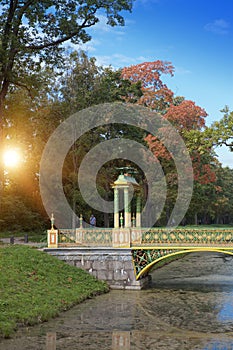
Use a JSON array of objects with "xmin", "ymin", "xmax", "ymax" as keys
[
  {"xmin": 222, "ymin": 140, "xmax": 233, "ymax": 147},
  {"xmin": 1, "ymin": 0, "xmax": 18, "ymax": 51},
  {"xmin": 8, "ymin": 79, "xmax": 34, "ymax": 98},
  {"xmin": 25, "ymin": 10, "xmax": 97, "ymax": 51}
]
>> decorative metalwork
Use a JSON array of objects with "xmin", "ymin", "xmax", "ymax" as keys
[
  {"xmin": 132, "ymin": 248, "xmax": 177, "ymax": 279},
  {"xmin": 141, "ymin": 228, "xmax": 233, "ymax": 245},
  {"xmin": 132, "ymin": 247, "xmax": 233, "ymax": 280},
  {"xmin": 58, "ymin": 229, "xmax": 76, "ymax": 244},
  {"xmin": 56, "ymin": 227, "xmax": 233, "ymax": 247},
  {"xmin": 81, "ymin": 228, "xmax": 112, "ymax": 246},
  {"xmin": 58, "ymin": 228, "xmax": 112, "ymax": 246}
]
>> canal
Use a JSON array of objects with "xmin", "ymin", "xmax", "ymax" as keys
[{"xmin": 1, "ymin": 252, "xmax": 233, "ymax": 349}]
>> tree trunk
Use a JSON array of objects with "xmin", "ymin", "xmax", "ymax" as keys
[
  {"xmin": 104, "ymin": 212, "xmax": 109, "ymax": 228},
  {"xmin": 194, "ymin": 213, "xmax": 198, "ymax": 225},
  {"xmin": 0, "ymin": 95, "xmax": 6, "ymax": 213}
]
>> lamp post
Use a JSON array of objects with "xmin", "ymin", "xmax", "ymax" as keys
[{"xmin": 51, "ymin": 213, "xmax": 55, "ymax": 229}]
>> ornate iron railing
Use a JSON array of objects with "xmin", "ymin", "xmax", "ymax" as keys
[
  {"xmin": 52, "ymin": 227, "xmax": 233, "ymax": 247},
  {"xmin": 79, "ymin": 228, "xmax": 112, "ymax": 246},
  {"xmin": 58, "ymin": 228, "xmax": 112, "ymax": 246},
  {"xmin": 58, "ymin": 229, "xmax": 76, "ymax": 244},
  {"xmin": 141, "ymin": 228, "xmax": 233, "ymax": 245}
]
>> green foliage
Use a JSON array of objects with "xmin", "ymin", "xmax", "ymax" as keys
[
  {"xmin": 0, "ymin": 195, "xmax": 45, "ymax": 232},
  {"xmin": 51, "ymin": 52, "xmax": 144, "ymax": 226},
  {"xmin": 0, "ymin": 1, "xmax": 134, "ymax": 214},
  {"xmin": 0, "ymin": 0, "xmax": 134, "ymax": 98},
  {"xmin": 0, "ymin": 245, "xmax": 108, "ymax": 338},
  {"xmin": 0, "ymin": 1, "xmax": 233, "ymax": 231},
  {"xmin": 205, "ymin": 106, "xmax": 233, "ymax": 150},
  {"xmin": 59, "ymin": 50, "xmax": 142, "ymax": 113}
]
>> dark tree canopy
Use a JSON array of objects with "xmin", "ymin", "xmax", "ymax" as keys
[
  {"xmin": 0, "ymin": 0, "xmax": 134, "ymax": 200},
  {"xmin": 0, "ymin": 0, "xmax": 134, "ymax": 115}
]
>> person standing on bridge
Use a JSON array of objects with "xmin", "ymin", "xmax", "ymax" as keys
[{"xmin": 90, "ymin": 214, "xmax": 96, "ymax": 227}]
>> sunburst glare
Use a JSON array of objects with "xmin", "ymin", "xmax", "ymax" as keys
[{"xmin": 3, "ymin": 149, "xmax": 21, "ymax": 168}]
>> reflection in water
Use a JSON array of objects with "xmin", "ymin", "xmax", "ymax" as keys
[
  {"xmin": 42, "ymin": 331, "xmax": 233, "ymax": 350},
  {"xmin": 112, "ymin": 332, "xmax": 130, "ymax": 349},
  {"xmin": 47, "ymin": 331, "xmax": 131, "ymax": 349},
  {"xmin": 46, "ymin": 333, "xmax": 56, "ymax": 350},
  {"xmin": 218, "ymin": 291, "xmax": 233, "ymax": 323},
  {"xmin": 1, "ymin": 253, "xmax": 233, "ymax": 350},
  {"xmin": 47, "ymin": 332, "xmax": 132, "ymax": 350}
]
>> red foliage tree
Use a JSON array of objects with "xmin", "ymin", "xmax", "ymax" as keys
[
  {"xmin": 121, "ymin": 60, "xmax": 174, "ymax": 111},
  {"xmin": 121, "ymin": 60, "xmax": 216, "ymax": 187},
  {"xmin": 164, "ymin": 100, "xmax": 206, "ymax": 131}
]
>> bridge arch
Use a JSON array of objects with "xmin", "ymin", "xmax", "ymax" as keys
[{"xmin": 132, "ymin": 248, "xmax": 233, "ymax": 280}]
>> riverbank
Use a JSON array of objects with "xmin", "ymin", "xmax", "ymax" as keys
[{"xmin": 0, "ymin": 245, "xmax": 109, "ymax": 338}]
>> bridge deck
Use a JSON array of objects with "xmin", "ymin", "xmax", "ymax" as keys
[{"xmin": 55, "ymin": 227, "xmax": 233, "ymax": 247}]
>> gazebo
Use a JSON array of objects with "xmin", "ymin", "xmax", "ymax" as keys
[
  {"xmin": 112, "ymin": 172, "xmax": 141, "ymax": 229},
  {"xmin": 47, "ymin": 170, "xmax": 143, "ymax": 249}
]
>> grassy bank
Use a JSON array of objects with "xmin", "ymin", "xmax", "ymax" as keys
[
  {"xmin": 0, "ymin": 230, "xmax": 46, "ymax": 243},
  {"xmin": 0, "ymin": 245, "xmax": 109, "ymax": 338}
]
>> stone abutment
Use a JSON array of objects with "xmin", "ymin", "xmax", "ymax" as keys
[{"xmin": 44, "ymin": 247, "xmax": 150, "ymax": 290}]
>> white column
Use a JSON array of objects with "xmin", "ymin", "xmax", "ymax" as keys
[
  {"xmin": 124, "ymin": 187, "xmax": 130, "ymax": 228},
  {"xmin": 114, "ymin": 187, "xmax": 119, "ymax": 228},
  {"xmin": 136, "ymin": 194, "xmax": 141, "ymax": 228}
]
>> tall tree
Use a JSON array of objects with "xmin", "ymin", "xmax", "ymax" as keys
[
  {"xmin": 0, "ymin": 0, "xmax": 134, "ymax": 205},
  {"xmin": 0, "ymin": 0, "xmax": 134, "ymax": 112},
  {"xmin": 121, "ymin": 61, "xmax": 219, "ymax": 224},
  {"xmin": 56, "ymin": 52, "xmax": 143, "ymax": 226},
  {"xmin": 59, "ymin": 51, "xmax": 142, "ymax": 114},
  {"xmin": 121, "ymin": 60, "xmax": 174, "ymax": 112},
  {"xmin": 121, "ymin": 61, "xmax": 216, "ymax": 184},
  {"xmin": 205, "ymin": 106, "xmax": 233, "ymax": 150}
]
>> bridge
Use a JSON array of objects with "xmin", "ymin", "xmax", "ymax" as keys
[
  {"xmin": 45, "ymin": 226, "xmax": 233, "ymax": 290},
  {"xmin": 44, "ymin": 172, "xmax": 233, "ymax": 288}
]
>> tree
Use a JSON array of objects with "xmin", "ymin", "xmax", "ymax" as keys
[
  {"xmin": 0, "ymin": 51, "xmax": 144, "ymax": 229},
  {"xmin": 0, "ymin": 86, "xmax": 54, "ymax": 230},
  {"xmin": 0, "ymin": 0, "xmax": 133, "ymax": 113},
  {"xmin": 212, "ymin": 166, "xmax": 233, "ymax": 224},
  {"xmin": 59, "ymin": 51, "xmax": 142, "ymax": 114},
  {"xmin": 121, "ymin": 61, "xmax": 220, "ymax": 224},
  {"xmin": 0, "ymin": 0, "xmax": 134, "ymax": 208},
  {"xmin": 186, "ymin": 165, "xmax": 233, "ymax": 225},
  {"xmin": 205, "ymin": 106, "xmax": 233, "ymax": 150},
  {"xmin": 55, "ymin": 52, "xmax": 143, "ymax": 226},
  {"xmin": 122, "ymin": 61, "xmax": 216, "ymax": 183},
  {"xmin": 121, "ymin": 60, "xmax": 174, "ymax": 112}
]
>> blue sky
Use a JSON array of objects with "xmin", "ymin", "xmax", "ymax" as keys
[{"xmin": 75, "ymin": 0, "xmax": 233, "ymax": 167}]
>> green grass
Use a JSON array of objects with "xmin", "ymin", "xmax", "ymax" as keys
[
  {"xmin": 0, "ymin": 245, "xmax": 109, "ymax": 338},
  {"xmin": 0, "ymin": 230, "xmax": 46, "ymax": 243}
]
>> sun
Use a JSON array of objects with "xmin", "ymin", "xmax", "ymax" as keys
[{"xmin": 3, "ymin": 149, "xmax": 21, "ymax": 168}]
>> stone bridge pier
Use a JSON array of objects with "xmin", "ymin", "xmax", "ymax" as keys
[{"xmin": 44, "ymin": 247, "xmax": 150, "ymax": 290}]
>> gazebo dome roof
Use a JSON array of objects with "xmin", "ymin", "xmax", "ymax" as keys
[{"xmin": 113, "ymin": 174, "xmax": 139, "ymax": 187}]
